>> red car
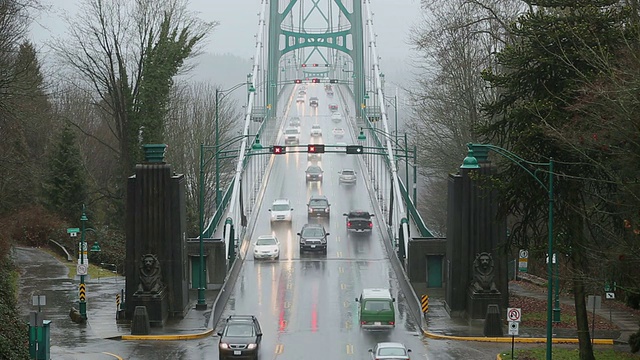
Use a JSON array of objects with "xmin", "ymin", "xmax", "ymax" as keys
[{"xmin": 329, "ymin": 103, "xmax": 338, "ymax": 112}]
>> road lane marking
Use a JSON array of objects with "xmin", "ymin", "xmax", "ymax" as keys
[
  {"xmin": 337, "ymin": 236, "xmax": 341, "ymax": 242},
  {"xmin": 336, "ymin": 251, "xmax": 343, "ymax": 258},
  {"xmin": 284, "ymin": 301, "xmax": 291, "ymax": 309},
  {"xmin": 339, "ymin": 266, "xmax": 344, "ymax": 273},
  {"xmin": 345, "ymin": 320, "xmax": 352, "ymax": 329},
  {"xmin": 275, "ymin": 344, "xmax": 284, "ymax": 354},
  {"xmin": 344, "ymin": 300, "xmax": 349, "ymax": 308},
  {"xmin": 341, "ymin": 283, "xmax": 347, "ymax": 290},
  {"xmin": 286, "ymin": 282, "xmax": 292, "ymax": 290},
  {"xmin": 346, "ymin": 344, "xmax": 354, "ymax": 354},
  {"xmin": 102, "ymin": 353, "xmax": 123, "ymax": 360}
]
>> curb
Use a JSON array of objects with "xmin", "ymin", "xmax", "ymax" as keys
[
  {"xmin": 120, "ymin": 328, "xmax": 214, "ymax": 341},
  {"xmin": 424, "ymin": 330, "xmax": 614, "ymax": 345},
  {"xmin": 102, "ymin": 352, "xmax": 124, "ymax": 360}
]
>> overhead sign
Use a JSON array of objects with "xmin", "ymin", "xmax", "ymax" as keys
[{"xmin": 507, "ymin": 307, "xmax": 522, "ymax": 322}]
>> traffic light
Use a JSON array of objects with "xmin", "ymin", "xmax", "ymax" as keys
[
  {"xmin": 324, "ymin": 64, "xmax": 330, "ymax": 67},
  {"xmin": 312, "ymin": 78, "xmax": 320, "ymax": 83},
  {"xmin": 346, "ymin": 145, "xmax": 364, "ymax": 154},
  {"xmin": 308, "ymin": 144, "xmax": 325, "ymax": 153},
  {"xmin": 272, "ymin": 145, "xmax": 286, "ymax": 154},
  {"xmin": 313, "ymin": 63, "xmax": 318, "ymax": 67},
  {"xmin": 301, "ymin": 64, "xmax": 307, "ymax": 67},
  {"xmin": 329, "ymin": 79, "xmax": 339, "ymax": 84},
  {"xmin": 294, "ymin": 79, "xmax": 302, "ymax": 84}
]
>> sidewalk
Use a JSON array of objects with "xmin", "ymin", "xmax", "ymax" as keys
[{"xmin": 412, "ymin": 278, "xmax": 639, "ymax": 344}]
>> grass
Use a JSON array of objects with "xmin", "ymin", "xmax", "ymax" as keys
[
  {"xmin": 43, "ymin": 248, "xmax": 118, "ymax": 280},
  {"xmin": 501, "ymin": 348, "xmax": 640, "ymax": 359}
]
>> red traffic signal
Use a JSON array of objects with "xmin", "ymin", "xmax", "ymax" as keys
[
  {"xmin": 272, "ymin": 146, "xmax": 286, "ymax": 154},
  {"xmin": 294, "ymin": 79, "xmax": 302, "ymax": 84},
  {"xmin": 308, "ymin": 144, "xmax": 325, "ymax": 153},
  {"xmin": 301, "ymin": 64, "xmax": 307, "ymax": 67},
  {"xmin": 312, "ymin": 78, "xmax": 319, "ymax": 83},
  {"xmin": 313, "ymin": 63, "xmax": 318, "ymax": 67}
]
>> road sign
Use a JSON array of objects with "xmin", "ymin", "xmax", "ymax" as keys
[
  {"xmin": 508, "ymin": 321, "xmax": 519, "ymax": 336},
  {"xmin": 587, "ymin": 295, "xmax": 602, "ymax": 309},
  {"xmin": 605, "ymin": 292, "xmax": 615, "ymax": 300},
  {"xmin": 420, "ymin": 295, "xmax": 429, "ymax": 314},
  {"xmin": 507, "ymin": 307, "xmax": 522, "ymax": 322},
  {"xmin": 77, "ymin": 264, "xmax": 88, "ymax": 276},
  {"xmin": 32, "ymin": 295, "xmax": 46, "ymax": 307},
  {"xmin": 518, "ymin": 249, "xmax": 529, "ymax": 273}
]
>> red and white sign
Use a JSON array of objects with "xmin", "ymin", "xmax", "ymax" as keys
[{"xmin": 507, "ymin": 307, "xmax": 522, "ymax": 322}]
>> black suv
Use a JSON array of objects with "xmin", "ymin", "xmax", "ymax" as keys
[
  {"xmin": 298, "ymin": 223, "xmax": 330, "ymax": 254},
  {"xmin": 307, "ymin": 195, "xmax": 330, "ymax": 218},
  {"xmin": 217, "ymin": 315, "xmax": 262, "ymax": 360},
  {"xmin": 344, "ymin": 210, "xmax": 374, "ymax": 234}
]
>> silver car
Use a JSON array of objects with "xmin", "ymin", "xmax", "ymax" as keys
[
  {"xmin": 368, "ymin": 342, "xmax": 411, "ymax": 360},
  {"xmin": 338, "ymin": 169, "xmax": 357, "ymax": 185}
]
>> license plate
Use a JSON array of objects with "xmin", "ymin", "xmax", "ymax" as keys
[
  {"xmin": 374, "ymin": 322, "xmax": 381, "ymax": 326},
  {"xmin": 311, "ymin": 245, "xmax": 316, "ymax": 248},
  {"xmin": 234, "ymin": 350, "xmax": 241, "ymax": 355}
]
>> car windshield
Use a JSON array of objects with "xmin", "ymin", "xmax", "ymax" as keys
[
  {"xmin": 378, "ymin": 347, "xmax": 407, "ymax": 357},
  {"xmin": 350, "ymin": 211, "xmax": 370, "ymax": 218},
  {"xmin": 226, "ymin": 323, "xmax": 254, "ymax": 337},
  {"xmin": 256, "ymin": 237, "xmax": 277, "ymax": 246},
  {"xmin": 272, "ymin": 204, "xmax": 290, "ymax": 211},
  {"xmin": 307, "ymin": 167, "xmax": 321, "ymax": 173},
  {"xmin": 342, "ymin": 170, "xmax": 355, "ymax": 175},
  {"xmin": 309, "ymin": 199, "xmax": 327, "ymax": 206},
  {"xmin": 285, "ymin": 129, "xmax": 298, "ymax": 134},
  {"xmin": 364, "ymin": 300, "xmax": 391, "ymax": 312},
  {"xmin": 312, "ymin": 125, "xmax": 321, "ymax": 129},
  {"xmin": 302, "ymin": 227, "xmax": 325, "ymax": 237}
]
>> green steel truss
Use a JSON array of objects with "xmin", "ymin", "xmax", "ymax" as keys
[{"xmin": 267, "ymin": 0, "xmax": 364, "ymax": 118}]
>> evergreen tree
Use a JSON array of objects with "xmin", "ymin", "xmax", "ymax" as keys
[
  {"xmin": 480, "ymin": 1, "xmax": 627, "ymax": 359},
  {"xmin": 42, "ymin": 125, "xmax": 88, "ymax": 222}
]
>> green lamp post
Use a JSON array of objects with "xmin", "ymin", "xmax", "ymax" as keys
[{"xmin": 461, "ymin": 144, "xmax": 555, "ymax": 360}]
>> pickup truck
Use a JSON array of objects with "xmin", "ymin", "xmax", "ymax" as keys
[{"xmin": 343, "ymin": 210, "xmax": 374, "ymax": 233}]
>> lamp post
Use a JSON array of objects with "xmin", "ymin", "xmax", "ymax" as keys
[
  {"xmin": 357, "ymin": 128, "xmax": 417, "ymax": 206},
  {"xmin": 461, "ymin": 143, "xmax": 555, "ymax": 360},
  {"xmin": 215, "ymin": 78, "xmax": 256, "ymax": 207},
  {"xmin": 197, "ymin": 135, "xmax": 263, "ymax": 310}
]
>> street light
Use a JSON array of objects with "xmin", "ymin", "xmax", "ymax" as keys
[
  {"xmin": 461, "ymin": 143, "xmax": 555, "ymax": 360},
  {"xmin": 357, "ymin": 128, "xmax": 418, "ymax": 207},
  {"xmin": 215, "ymin": 78, "xmax": 256, "ymax": 207},
  {"xmin": 197, "ymin": 134, "xmax": 263, "ymax": 310}
]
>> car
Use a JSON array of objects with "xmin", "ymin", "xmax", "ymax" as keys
[
  {"xmin": 356, "ymin": 288, "xmax": 396, "ymax": 329},
  {"xmin": 310, "ymin": 124, "xmax": 322, "ymax": 137},
  {"xmin": 308, "ymin": 149, "xmax": 322, "ymax": 161},
  {"xmin": 253, "ymin": 235, "xmax": 280, "ymax": 260},
  {"xmin": 289, "ymin": 116, "xmax": 301, "ymax": 127},
  {"xmin": 309, "ymin": 97, "xmax": 319, "ymax": 107},
  {"xmin": 217, "ymin": 315, "xmax": 263, "ymax": 360},
  {"xmin": 328, "ymin": 103, "xmax": 339, "ymax": 112},
  {"xmin": 326, "ymin": 89, "xmax": 334, "ymax": 97},
  {"xmin": 368, "ymin": 342, "xmax": 411, "ymax": 359},
  {"xmin": 296, "ymin": 95, "xmax": 305, "ymax": 103},
  {"xmin": 297, "ymin": 223, "xmax": 329, "ymax": 254},
  {"xmin": 305, "ymin": 164, "xmax": 324, "ymax": 182},
  {"xmin": 344, "ymin": 210, "xmax": 374, "ymax": 233},
  {"xmin": 284, "ymin": 127, "xmax": 300, "ymax": 145},
  {"xmin": 331, "ymin": 112, "xmax": 342, "ymax": 122},
  {"xmin": 338, "ymin": 168, "xmax": 357, "ymax": 185},
  {"xmin": 269, "ymin": 199, "xmax": 293, "ymax": 222},
  {"xmin": 307, "ymin": 194, "xmax": 330, "ymax": 218},
  {"xmin": 298, "ymin": 89, "xmax": 306, "ymax": 95},
  {"xmin": 332, "ymin": 127, "xmax": 345, "ymax": 138},
  {"xmin": 325, "ymin": 84, "xmax": 332, "ymax": 91}
]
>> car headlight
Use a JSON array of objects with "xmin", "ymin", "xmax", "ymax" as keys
[
  {"xmin": 309, "ymin": 208, "xmax": 313, "ymax": 212},
  {"xmin": 219, "ymin": 342, "xmax": 229, "ymax": 349},
  {"xmin": 325, "ymin": 208, "xmax": 330, "ymax": 212},
  {"xmin": 318, "ymin": 174, "xmax": 322, "ymax": 177},
  {"xmin": 247, "ymin": 344, "xmax": 257, "ymax": 350}
]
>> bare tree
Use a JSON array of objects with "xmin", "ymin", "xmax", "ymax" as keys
[
  {"xmin": 408, "ymin": 0, "xmax": 523, "ymax": 232},
  {"xmin": 51, "ymin": 0, "xmax": 216, "ymax": 223}
]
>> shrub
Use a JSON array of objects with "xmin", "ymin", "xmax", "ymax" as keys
[
  {"xmin": 0, "ymin": 257, "xmax": 29, "ymax": 359},
  {"xmin": 0, "ymin": 205, "xmax": 67, "ymax": 247},
  {"xmin": 631, "ymin": 325, "xmax": 640, "ymax": 353}
]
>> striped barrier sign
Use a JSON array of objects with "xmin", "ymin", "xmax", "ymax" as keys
[
  {"xmin": 116, "ymin": 294, "xmax": 121, "ymax": 308},
  {"xmin": 421, "ymin": 294, "xmax": 429, "ymax": 314},
  {"xmin": 79, "ymin": 284, "xmax": 86, "ymax": 302}
]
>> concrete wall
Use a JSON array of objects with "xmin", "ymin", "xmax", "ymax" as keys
[
  {"xmin": 186, "ymin": 239, "xmax": 226, "ymax": 289},
  {"xmin": 407, "ymin": 237, "xmax": 446, "ymax": 283}
]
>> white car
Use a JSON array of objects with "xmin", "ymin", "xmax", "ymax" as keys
[
  {"xmin": 253, "ymin": 235, "xmax": 280, "ymax": 260},
  {"xmin": 284, "ymin": 127, "xmax": 300, "ymax": 144},
  {"xmin": 338, "ymin": 169, "xmax": 357, "ymax": 185},
  {"xmin": 269, "ymin": 199, "xmax": 293, "ymax": 222},
  {"xmin": 331, "ymin": 112, "xmax": 342, "ymax": 122},
  {"xmin": 368, "ymin": 342, "xmax": 411, "ymax": 360},
  {"xmin": 296, "ymin": 95, "xmax": 305, "ymax": 103},
  {"xmin": 332, "ymin": 127, "xmax": 345, "ymax": 138},
  {"xmin": 310, "ymin": 124, "xmax": 322, "ymax": 137}
]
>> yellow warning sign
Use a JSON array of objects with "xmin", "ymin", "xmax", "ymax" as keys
[
  {"xmin": 116, "ymin": 294, "xmax": 121, "ymax": 307},
  {"xmin": 421, "ymin": 294, "xmax": 429, "ymax": 313},
  {"xmin": 79, "ymin": 284, "xmax": 86, "ymax": 301}
]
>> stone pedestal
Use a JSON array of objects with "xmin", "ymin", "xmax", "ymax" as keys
[
  {"xmin": 130, "ymin": 288, "xmax": 169, "ymax": 327},
  {"xmin": 467, "ymin": 287, "xmax": 502, "ymax": 320}
]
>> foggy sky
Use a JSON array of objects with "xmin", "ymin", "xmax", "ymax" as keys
[{"xmin": 29, "ymin": 0, "xmax": 423, "ymax": 63}]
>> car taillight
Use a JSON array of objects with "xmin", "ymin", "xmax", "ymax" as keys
[
  {"xmin": 389, "ymin": 321, "xmax": 395, "ymax": 325},
  {"xmin": 361, "ymin": 320, "xmax": 366, "ymax": 325},
  {"xmin": 369, "ymin": 222, "xmax": 373, "ymax": 228},
  {"xmin": 347, "ymin": 221, "xmax": 352, "ymax": 227}
]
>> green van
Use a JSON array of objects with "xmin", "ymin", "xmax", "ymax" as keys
[{"xmin": 355, "ymin": 288, "xmax": 396, "ymax": 329}]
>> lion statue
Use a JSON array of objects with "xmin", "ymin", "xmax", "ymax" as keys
[
  {"xmin": 471, "ymin": 252, "xmax": 499, "ymax": 293},
  {"xmin": 137, "ymin": 254, "xmax": 165, "ymax": 294}
]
